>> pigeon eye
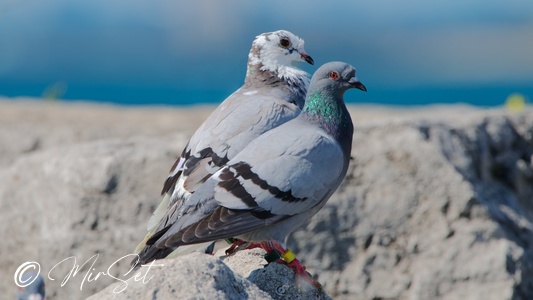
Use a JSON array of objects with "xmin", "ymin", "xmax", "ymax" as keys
[
  {"xmin": 280, "ymin": 38, "xmax": 291, "ymax": 48},
  {"xmin": 329, "ymin": 71, "xmax": 340, "ymax": 80}
]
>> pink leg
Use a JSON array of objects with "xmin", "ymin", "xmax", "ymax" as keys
[
  {"xmin": 245, "ymin": 241, "xmax": 272, "ymax": 251},
  {"xmin": 224, "ymin": 238, "xmax": 247, "ymax": 255},
  {"xmin": 225, "ymin": 239, "xmax": 265, "ymax": 255},
  {"xmin": 253, "ymin": 240, "xmax": 322, "ymax": 288},
  {"xmin": 286, "ymin": 257, "xmax": 321, "ymax": 288}
]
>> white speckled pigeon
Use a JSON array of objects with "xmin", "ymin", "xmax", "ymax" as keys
[
  {"xmin": 134, "ymin": 62, "xmax": 366, "ymax": 286},
  {"xmin": 134, "ymin": 30, "xmax": 314, "ymax": 255}
]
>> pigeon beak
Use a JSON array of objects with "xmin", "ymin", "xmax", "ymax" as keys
[
  {"xmin": 300, "ymin": 52, "xmax": 314, "ymax": 65},
  {"xmin": 348, "ymin": 77, "xmax": 367, "ymax": 92}
]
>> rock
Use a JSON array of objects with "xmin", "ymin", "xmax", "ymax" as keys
[
  {"xmin": 222, "ymin": 248, "xmax": 332, "ymax": 300},
  {"xmin": 1, "ymin": 137, "xmax": 181, "ymax": 299},
  {"xmin": 1, "ymin": 99, "xmax": 533, "ymax": 299},
  {"xmin": 87, "ymin": 249, "xmax": 330, "ymax": 300},
  {"xmin": 0, "ymin": 97, "xmax": 211, "ymax": 168},
  {"xmin": 289, "ymin": 111, "xmax": 533, "ymax": 300}
]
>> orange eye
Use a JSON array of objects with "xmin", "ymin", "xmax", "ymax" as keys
[
  {"xmin": 329, "ymin": 71, "xmax": 339, "ymax": 80},
  {"xmin": 280, "ymin": 38, "xmax": 290, "ymax": 48}
]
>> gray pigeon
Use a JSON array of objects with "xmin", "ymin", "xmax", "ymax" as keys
[
  {"xmin": 16, "ymin": 272, "xmax": 45, "ymax": 300},
  {"xmin": 135, "ymin": 30, "xmax": 314, "ymax": 254},
  {"xmin": 135, "ymin": 62, "xmax": 366, "ymax": 285}
]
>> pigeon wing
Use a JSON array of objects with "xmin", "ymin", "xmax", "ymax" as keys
[
  {"xmin": 160, "ymin": 90, "xmax": 301, "ymax": 203},
  {"xmin": 153, "ymin": 122, "xmax": 346, "ymax": 248}
]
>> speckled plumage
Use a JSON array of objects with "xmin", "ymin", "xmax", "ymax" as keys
[
  {"xmin": 135, "ymin": 62, "xmax": 366, "ymax": 265},
  {"xmin": 134, "ymin": 30, "xmax": 313, "ymax": 257}
]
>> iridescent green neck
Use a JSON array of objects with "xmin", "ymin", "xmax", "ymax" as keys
[
  {"xmin": 302, "ymin": 90, "xmax": 354, "ymax": 156},
  {"xmin": 303, "ymin": 91, "xmax": 346, "ymax": 124}
]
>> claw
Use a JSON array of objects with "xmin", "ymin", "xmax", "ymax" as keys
[
  {"xmin": 286, "ymin": 258, "xmax": 323, "ymax": 289},
  {"xmin": 224, "ymin": 238, "xmax": 247, "ymax": 255},
  {"xmin": 226, "ymin": 240, "xmax": 323, "ymax": 288},
  {"xmin": 255, "ymin": 240, "xmax": 323, "ymax": 288}
]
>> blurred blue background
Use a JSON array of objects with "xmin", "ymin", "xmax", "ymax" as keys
[{"xmin": 0, "ymin": 0, "xmax": 532, "ymax": 106}]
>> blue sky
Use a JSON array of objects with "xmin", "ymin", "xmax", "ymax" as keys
[{"xmin": 1, "ymin": 0, "xmax": 532, "ymax": 105}]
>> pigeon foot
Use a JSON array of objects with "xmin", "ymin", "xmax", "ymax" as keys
[{"xmin": 245, "ymin": 240, "xmax": 323, "ymax": 289}]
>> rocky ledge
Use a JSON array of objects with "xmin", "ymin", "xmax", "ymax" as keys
[{"xmin": 1, "ymin": 99, "xmax": 532, "ymax": 299}]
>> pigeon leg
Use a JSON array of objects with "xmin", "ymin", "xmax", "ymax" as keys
[
  {"xmin": 253, "ymin": 240, "xmax": 322, "ymax": 288},
  {"xmin": 286, "ymin": 257, "xmax": 322, "ymax": 289},
  {"xmin": 224, "ymin": 238, "xmax": 248, "ymax": 255},
  {"xmin": 224, "ymin": 239, "xmax": 264, "ymax": 255}
]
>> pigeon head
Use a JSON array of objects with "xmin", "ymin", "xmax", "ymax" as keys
[
  {"xmin": 248, "ymin": 30, "xmax": 313, "ymax": 78},
  {"xmin": 309, "ymin": 61, "xmax": 367, "ymax": 97},
  {"xmin": 303, "ymin": 62, "xmax": 365, "ymax": 137}
]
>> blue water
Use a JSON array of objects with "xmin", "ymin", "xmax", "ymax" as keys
[
  {"xmin": 1, "ymin": 81, "xmax": 531, "ymax": 107},
  {"xmin": 354, "ymin": 85, "xmax": 533, "ymax": 107},
  {"xmin": 2, "ymin": 0, "xmax": 532, "ymax": 108}
]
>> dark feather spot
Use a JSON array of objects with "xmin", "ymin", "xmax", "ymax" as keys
[
  {"xmin": 183, "ymin": 147, "xmax": 214, "ymax": 176},
  {"xmin": 146, "ymin": 224, "xmax": 173, "ymax": 245},
  {"xmin": 232, "ymin": 162, "xmax": 307, "ymax": 203},
  {"xmin": 161, "ymin": 147, "xmax": 191, "ymax": 195},
  {"xmin": 217, "ymin": 168, "xmax": 259, "ymax": 208},
  {"xmin": 212, "ymin": 152, "xmax": 230, "ymax": 167},
  {"xmin": 251, "ymin": 210, "xmax": 276, "ymax": 219}
]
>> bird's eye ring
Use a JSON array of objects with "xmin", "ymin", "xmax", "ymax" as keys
[
  {"xmin": 280, "ymin": 38, "xmax": 291, "ymax": 48},
  {"xmin": 329, "ymin": 71, "xmax": 340, "ymax": 80}
]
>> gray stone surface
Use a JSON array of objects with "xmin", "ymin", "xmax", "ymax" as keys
[
  {"xmin": 1, "ymin": 99, "xmax": 532, "ymax": 299},
  {"xmin": 289, "ymin": 111, "xmax": 533, "ymax": 300},
  {"xmin": 86, "ymin": 249, "xmax": 330, "ymax": 300},
  {"xmin": 86, "ymin": 252, "xmax": 272, "ymax": 300},
  {"xmin": 1, "ymin": 136, "xmax": 179, "ymax": 299},
  {"xmin": 222, "ymin": 248, "xmax": 332, "ymax": 300}
]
